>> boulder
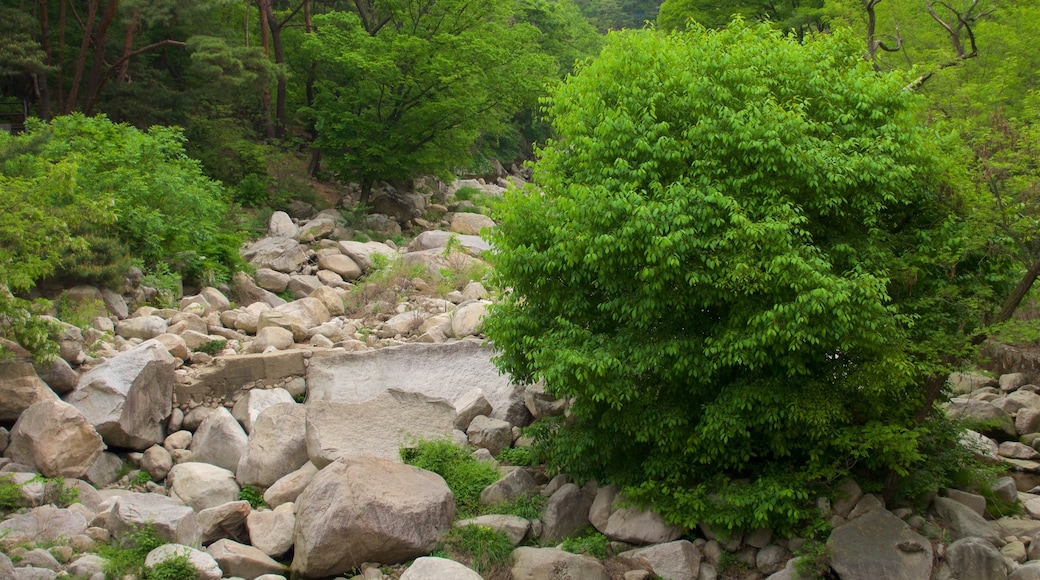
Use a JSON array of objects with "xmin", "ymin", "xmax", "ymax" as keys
[
  {"xmin": 107, "ymin": 493, "xmax": 201, "ymax": 547},
  {"xmin": 617, "ymin": 540, "xmax": 703, "ymax": 580},
  {"xmin": 454, "ymin": 389, "xmax": 493, "ymax": 431},
  {"xmin": 540, "ymin": 483, "xmax": 594, "ymax": 543},
  {"xmin": 305, "ymin": 390, "xmax": 456, "ymax": 468},
  {"xmin": 0, "ymin": 506, "xmax": 88, "ymax": 548},
  {"xmin": 268, "ymin": 211, "xmax": 298, "ymax": 238},
  {"xmin": 178, "ymin": 350, "xmax": 305, "ymax": 405},
  {"xmin": 451, "ymin": 301, "xmax": 489, "ymax": 338},
  {"xmin": 189, "ymin": 407, "xmax": 248, "ymax": 473},
  {"xmin": 65, "ymin": 340, "xmax": 175, "ymax": 450},
  {"xmin": 232, "ymin": 271, "xmax": 286, "ymax": 309},
  {"xmin": 479, "ymin": 467, "xmax": 539, "ymax": 506},
  {"xmin": 1001, "ymin": 373, "xmax": 1030, "ymax": 393},
  {"xmin": 309, "ymin": 285, "xmax": 346, "ymax": 317},
  {"xmin": 934, "ymin": 496, "xmax": 1004, "ymax": 546},
  {"xmin": 197, "ymin": 500, "xmax": 251, "ymax": 545},
  {"xmin": 237, "ymin": 403, "xmax": 309, "ymax": 487},
  {"xmin": 145, "ymin": 544, "xmax": 222, "ymax": 580},
  {"xmin": 231, "ymin": 388, "xmax": 296, "ymax": 434},
  {"xmin": 602, "ymin": 504, "xmax": 685, "ymax": 545},
  {"xmin": 208, "ymin": 539, "xmax": 287, "ymax": 579},
  {"xmin": 32, "ymin": 357, "xmax": 78, "ymax": 395},
  {"xmin": 153, "ymin": 333, "xmax": 189, "ymax": 360},
  {"xmin": 0, "ymin": 361, "xmax": 59, "ymax": 422},
  {"xmin": 316, "ymin": 252, "xmax": 362, "ymax": 280},
  {"xmin": 242, "ymin": 237, "xmax": 308, "ymax": 273},
  {"xmin": 290, "ymin": 455, "xmax": 455, "ymax": 578},
  {"xmin": 167, "ymin": 463, "xmax": 240, "ymax": 512},
  {"xmin": 401, "ymin": 557, "xmax": 483, "ymax": 580},
  {"xmin": 297, "ymin": 215, "xmax": 336, "ymax": 243},
  {"xmin": 247, "ymin": 503, "xmax": 295, "ymax": 558},
  {"xmin": 945, "ymin": 536, "xmax": 1008, "ymax": 580},
  {"xmin": 466, "ymin": 415, "xmax": 513, "ymax": 456},
  {"xmin": 946, "ymin": 399, "xmax": 1017, "ymax": 440},
  {"xmin": 524, "ymin": 382, "xmax": 568, "ymax": 419},
  {"xmin": 141, "ymin": 445, "xmax": 173, "ymax": 482},
  {"xmin": 4, "ymin": 400, "xmax": 103, "ymax": 478},
  {"xmin": 454, "ymin": 515, "xmax": 531, "ymax": 546},
  {"xmin": 336, "ymin": 240, "xmax": 399, "ymax": 271},
  {"xmin": 510, "ymin": 547, "xmax": 609, "ymax": 580},
  {"xmin": 306, "ymin": 340, "xmax": 529, "ymax": 426},
  {"xmin": 249, "ymin": 326, "xmax": 295, "ymax": 352},
  {"xmin": 949, "ymin": 371, "xmax": 999, "ymax": 394},
  {"xmin": 827, "ymin": 508, "xmax": 933, "ymax": 580},
  {"xmin": 286, "ymin": 275, "xmax": 323, "ymax": 300},
  {"xmin": 450, "ymin": 212, "xmax": 496, "ymax": 235},
  {"xmin": 115, "ymin": 315, "xmax": 168, "ymax": 340},
  {"xmin": 407, "ymin": 231, "xmax": 490, "ymax": 255},
  {"xmin": 263, "ymin": 461, "xmax": 318, "ymax": 508},
  {"xmin": 256, "ymin": 269, "xmax": 291, "ymax": 293}
]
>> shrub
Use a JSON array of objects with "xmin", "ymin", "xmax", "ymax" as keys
[
  {"xmin": 196, "ymin": 340, "xmax": 227, "ymax": 356},
  {"xmin": 239, "ymin": 485, "xmax": 267, "ymax": 510},
  {"xmin": 144, "ymin": 552, "xmax": 200, "ymax": 580},
  {"xmin": 400, "ymin": 439, "xmax": 500, "ymax": 519},
  {"xmin": 98, "ymin": 524, "xmax": 167, "ymax": 579},
  {"xmin": 560, "ymin": 528, "xmax": 610, "ymax": 559},
  {"xmin": 436, "ymin": 524, "xmax": 514, "ymax": 577}
]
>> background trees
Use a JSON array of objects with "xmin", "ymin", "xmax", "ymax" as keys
[{"xmin": 485, "ymin": 22, "xmax": 1013, "ymax": 533}]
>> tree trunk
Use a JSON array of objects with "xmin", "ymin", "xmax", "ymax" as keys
[
  {"xmin": 994, "ymin": 254, "xmax": 1040, "ymax": 326},
  {"xmin": 264, "ymin": 0, "xmax": 287, "ymax": 138},
  {"xmin": 66, "ymin": 0, "xmax": 99, "ymax": 113},
  {"xmin": 258, "ymin": 0, "xmax": 275, "ymax": 139},
  {"xmin": 38, "ymin": 0, "xmax": 52, "ymax": 119},
  {"xmin": 82, "ymin": 0, "xmax": 120, "ymax": 114},
  {"xmin": 56, "ymin": 0, "xmax": 66, "ymax": 108}
]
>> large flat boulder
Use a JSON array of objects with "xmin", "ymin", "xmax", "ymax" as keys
[
  {"xmin": 65, "ymin": 340, "xmax": 175, "ymax": 450},
  {"xmin": 237, "ymin": 403, "xmax": 309, "ymax": 487},
  {"xmin": 0, "ymin": 506, "xmax": 88, "ymax": 548},
  {"xmin": 4, "ymin": 400, "xmax": 103, "ymax": 478},
  {"xmin": 107, "ymin": 493, "xmax": 201, "ymax": 547},
  {"xmin": 189, "ymin": 407, "xmax": 248, "ymax": 473},
  {"xmin": 0, "ymin": 361, "xmax": 59, "ymax": 422},
  {"xmin": 291, "ymin": 455, "xmax": 455, "ymax": 578},
  {"xmin": 167, "ymin": 463, "xmax": 240, "ymax": 512},
  {"xmin": 510, "ymin": 547, "xmax": 609, "ymax": 580},
  {"xmin": 305, "ymin": 390, "xmax": 456, "ymax": 468},
  {"xmin": 306, "ymin": 340, "xmax": 529, "ymax": 426},
  {"xmin": 176, "ymin": 350, "xmax": 306, "ymax": 405},
  {"xmin": 828, "ymin": 508, "xmax": 933, "ymax": 580}
]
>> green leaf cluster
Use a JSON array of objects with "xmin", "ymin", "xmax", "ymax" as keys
[
  {"xmin": 486, "ymin": 22, "xmax": 1011, "ymax": 534},
  {"xmin": 400, "ymin": 439, "xmax": 500, "ymax": 519}
]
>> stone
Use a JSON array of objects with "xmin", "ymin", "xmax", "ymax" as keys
[
  {"xmin": 306, "ymin": 340, "xmax": 529, "ymax": 426},
  {"xmin": 115, "ymin": 315, "xmax": 168, "ymax": 340},
  {"xmin": 232, "ymin": 271, "xmax": 286, "ymax": 309},
  {"xmin": 197, "ymin": 501, "xmax": 251, "ymax": 545},
  {"xmin": 290, "ymin": 456, "xmax": 456, "ymax": 577},
  {"xmin": 524, "ymin": 382, "xmax": 568, "ymax": 419},
  {"xmin": 602, "ymin": 503, "xmax": 685, "ymax": 545},
  {"xmin": 256, "ymin": 268, "xmax": 291, "ymax": 293},
  {"xmin": 32, "ymin": 357, "xmax": 78, "ymax": 394},
  {"xmin": 141, "ymin": 445, "xmax": 173, "ymax": 482},
  {"xmin": 0, "ymin": 506, "xmax": 88, "ymax": 547},
  {"xmin": 947, "ymin": 399, "xmax": 1017, "ymax": 440},
  {"xmin": 167, "ymin": 462, "xmax": 240, "ymax": 512},
  {"xmin": 408, "ymin": 230, "xmax": 490, "ymax": 255},
  {"xmin": 247, "ymin": 503, "xmax": 295, "ymax": 558},
  {"xmin": 589, "ymin": 485, "xmax": 620, "ymax": 532},
  {"xmin": 66, "ymin": 554, "xmax": 106, "ymax": 578},
  {"xmin": 336, "ymin": 240, "xmax": 399, "ymax": 271},
  {"xmin": 617, "ymin": 540, "xmax": 703, "ymax": 580},
  {"xmin": 4, "ymin": 400, "xmax": 103, "ymax": 478},
  {"xmin": 454, "ymin": 515, "xmax": 531, "ymax": 546},
  {"xmin": 237, "ymin": 403, "xmax": 309, "ymax": 487},
  {"xmin": 450, "ymin": 212, "xmax": 496, "ymax": 235},
  {"xmin": 208, "ymin": 539, "xmax": 287, "ymax": 579},
  {"xmin": 1002, "ymin": 540, "xmax": 1028, "ymax": 563},
  {"xmin": 831, "ymin": 478, "xmax": 864, "ymax": 518},
  {"xmin": 946, "ymin": 536, "xmax": 1008, "ymax": 580},
  {"xmin": 541, "ymin": 483, "xmax": 594, "ymax": 543},
  {"xmin": 1002, "ymin": 373, "xmax": 1031, "ymax": 393},
  {"xmin": 479, "ymin": 467, "xmax": 539, "ymax": 506},
  {"xmin": 1012, "ymin": 562, "xmax": 1040, "ymax": 580},
  {"xmin": 286, "ymin": 275, "xmax": 323, "ymax": 300},
  {"xmin": 467, "ymin": 415, "xmax": 513, "ymax": 456},
  {"xmin": 309, "ymin": 285, "xmax": 346, "ymax": 317},
  {"xmin": 1002, "ymin": 442, "xmax": 1040, "ymax": 459},
  {"xmin": 454, "ymin": 389, "xmax": 493, "ymax": 431},
  {"xmin": 0, "ymin": 361, "xmax": 59, "ymax": 422},
  {"xmin": 827, "ymin": 508, "xmax": 933, "ymax": 580},
  {"xmin": 268, "ymin": 211, "xmax": 297, "ymax": 238},
  {"xmin": 250, "ymin": 326, "xmax": 295, "ymax": 353},
  {"xmin": 232, "ymin": 388, "xmax": 295, "ymax": 434},
  {"xmin": 153, "ymin": 333, "xmax": 189, "ymax": 360},
  {"xmin": 847, "ymin": 493, "xmax": 884, "ymax": 521},
  {"xmin": 451, "ymin": 300, "xmax": 490, "ymax": 338},
  {"xmin": 934, "ymin": 496, "xmax": 1004, "ymax": 546},
  {"xmin": 400, "ymin": 556, "xmax": 483, "ymax": 580},
  {"xmin": 189, "ymin": 407, "xmax": 248, "ymax": 473},
  {"xmin": 145, "ymin": 544, "xmax": 222, "ymax": 580},
  {"xmin": 263, "ymin": 461, "xmax": 318, "ymax": 508},
  {"xmin": 84, "ymin": 452, "xmax": 123, "ymax": 487},
  {"xmin": 461, "ymin": 281, "xmax": 489, "ymax": 301},
  {"xmin": 994, "ymin": 476, "xmax": 1020, "ymax": 504},
  {"xmin": 66, "ymin": 340, "xmax": 175, "ymax": 450},
  {"xmin": 997, "ymin": 391, "xmax": 1040, "ymax": 415},
  {"xmin": 946, "ymin": 489, "xmax": 987, "ymax": 517},
  {"xmin": 242, "ymin": 237, "xmax": 309, "ymax": 273},
  {"xmin": 305, "ymin": 390, "xmax": 456, "ymax": 468},
  {"xmin": 949, "ymin": 371, "xmax": 999, "ymax": 394},
  {"xmin": 510, "ymin": 547, "xmax": 609, "ymax": 580},
  {"xmin": 107, "ymin": 493, "xmax": 201, "ymax": 547},
  {"xmin": 164, "ymin": 430, "xmax": 192, "ymax": 452},
  {"xmin": 179, "ymin": 350, "xmax": 305, "ymax": 405},
  {"xmin": 316, "ymin": 252, "xmax": 362, "ymax": 280}
]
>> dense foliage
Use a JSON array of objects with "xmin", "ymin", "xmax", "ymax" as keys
[{"xmin": 485, "ymin": 22, "xmax": 1013, "ymax": 534}]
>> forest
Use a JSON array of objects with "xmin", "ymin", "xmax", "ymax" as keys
[{"xmin": 2, "ymin": 0, "xmax": 1040, "ymax": 533}]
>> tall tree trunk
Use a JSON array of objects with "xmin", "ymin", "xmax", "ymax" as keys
[
  {"xmin": 115, "ymin": 10, "xmax": 137, "ymax": 83},
  {"xmin": 304, "ymin": 0, "xmax": 321, "ymax": 176},
  {"xmin": 994, "ymin": 255, "xmax": 1040, "ymax": 326},
  {"xmin": 56, "ymin": 0, "xmax": 66, "ymax": 107},
  {"xmin": 66, "ymin": 0, "xmax": 99, "ymax": 113},
  {"xmin": 82, "ymin": 0, "xmax": 119, "ymax": 114},
  {"xmin": 264, "ymin": 0, "xmax": 287, "ymax": 138},
  {"xmin": 38, "ymin": 0, "xmax": 53, "ymax": 119},
  {"xmin": 258, "ymin": 0, "xmax": 275, "ymax": 139}
]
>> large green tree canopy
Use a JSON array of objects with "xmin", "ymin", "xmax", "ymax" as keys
[
  {"xmin": 485, "ymin": 22, "xmax": 1011, "ymax": 533},
  {"xmin": 305, "ymin": 0, "xmax": 557, "ymax": 202}
]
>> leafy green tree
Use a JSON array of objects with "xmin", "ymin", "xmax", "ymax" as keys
[
  {"xmin": 575, "ymin": 0, "xmax": 664, "ymax": 31},
  {"xmin": 485, "ymin": 22, "xmax": 1011, "ymax": 534},
  {"xmin": 306, "ymin": 2, "xmax": 556, "ymax": 203},
  {"xmin": 658, "ymin": 0, "xmax": 826, "ymax": 37}
]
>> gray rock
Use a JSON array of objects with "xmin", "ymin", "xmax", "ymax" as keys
[
  {"xmin": 827, "ymin": 508, "xmax": 933, "ymax": 580},
  {"xmin": 756, "ymin": 544, "xmax": 792, "ymax": 576},
  {"xmin": 831, "ymin": 478, "xmax": 864, "ymax": 518},
  {"xmin": 231, "ymin": 388, "xmax": 295, "ymax": 434},
  {"xmin": 407, "ymin": 231, "xmax": 490, "ymax": 256},
  {"xmin": 268, "ymin": 211, "xmax": 298, "ymax": 238},
  {"xmin": 0, "ymin": 361, "xmax": 59, "ymax": 423},
  {"xmin": 467, "ymin": 415, "xmax": 513, "ymax": 456},
  {"xmin": 286, "ymin": 275, "xmax": 323, "ymax": 300},
  {"xmin": 451, "ymin": 300, "xmax": 490, "ymax": 338},
  {"xmin": 453, "ymin": 389, "xmax": 493, "ymax": 431},
  {"xmin": 401, "ymin": 557, "xmax": 483, "ymax": 580},
  {"xmin": 242, "ymin": 237, "xmax": 308, "ymax": 273},
  {"xmin": 524, "ymin": 382, "xmax": 568, "ymax": 419},
  {"xmin": 249, "ymin": 326, "xmax": 294, "ymax": 352},
  {"xmin": 84, "ymin": 452, "xmax": 123, "ymax": 487},
  {"xmin": 479, "ymin": 467, "xmax": 539, "ymax": 506},
  {"xmin": 949, "ymin": 371, "xmax": 999, "ymax": 394},
  {"xmin": 208, "ymin": 539, "xmax": 287, "ymax": 579},
  {"xmin": 316, "ymin": 252, "xmax": 362, "ymax": 280},
  {"xmin": 454, "ymin": 514, "xmax": 531, "ymax": 546},
  {"xmin": 947, "ymin": 399, "xmax": 1017, "ymax": 440},
  {"xmin": 189, "ymin": 407, "xmax": 248, "ymax": 473},
  {"xmin": 0, "ymin": 506, "xmax": 88, "ymax": 547},
  {"xmin": 107, "ymin": 493, "xmax": 201, "ymax": 547},
  {"xmin": 934, "ymin": 496, "xmax": 1004, "ymax": 546},
  {"xmin": 66, "ymin": 340, "xmax": 175, "ymax": 450},
  {"xmin": 145, "ymin": 544, "xmax": 222, "ymax": 580},
  {"xmin": 450, "ymin": 212, "xmax": 496, "ymax": 235},
  {"xmin": 237, "ymin": 403, "xmax": 308, "ymax": 487},
  {"xmin": 1011, "ymin": 562, "xmax": 1040, "ymax": 580},
  {"xmin": 167, "ymin": 463, "xmax": 240, "ymax": 512},
  {"xmin": 602, "ymin": 503, "xmax": 685, "ymax": 545},
  {"xmin": 946, "ymin": 536, "xmax": 1008, "ymax": 580},
  {"xmin": 306, "ymin": 340, "xmax": 530, "ymax": 426},
  {"xmin": 246, "ymin": 503, "xmax": 295, "ymax": 558},
  {"xmin": 510, "ymin": 547, "xmax": 609, "ymax": 580},
  {"xmin": 263, "ymin": 461, "xmax": 318, "ymax": 508},
  {"xmin": 946, "ymin": 489, "xmax": 987, "ymax": 517},
  {"xmin": 336, "ymin": 240, "xmax": 399, "ymax": 271},
  {"xmin": 141, "ymin": 445, "xmax": 173, "ymax": 482},
  {"xmin": 305, "ymin": 390, "xmax": 456, "ymax": 468},
  {"xmin": 232, "ymin": 271, "xmax": 286, "ymax": 309},
  {"xmin": 290, "ymin": 456, "xmax": 455, "ymax": 578},
  {"xmin": 197, "ymin": 500, "xmax": 251, "ymax": 545},
  {"xmin": 115, "ymin": 315, "xmax": 168, "ymax": 340},
  {"xmin": 4, "ymin": 400, "xmax": 103, "ymax": 478},
  {"xmin": 617, "ymin": 540, "xmax": 702, "ymax": 580},
  {"xmin": 66, "ymin": 554, "xmax": 106, "ymax": 578},
  {"xmin": 256, "ymin": 269, "xmax": 291, "ymax": 293},
  {"xmin": 33, "ymin": 356, "xmax": 78, "ymax": 394},
  {"xmin": 540, "ymin": 483, "xmax": 594, "ymax": 543},
  {"xmin": 1002, "ymin": 373, "xmax": 1030, "ymax": 393}
]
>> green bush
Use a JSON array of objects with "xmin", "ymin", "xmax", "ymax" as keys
[
  {"xmin": 560, "ymin": 528, "xmax": 610, "ymax": 559},
  {"xmin": 196, "ymin": 340, "xmax": 228, "ymax": 356},
  {"xmin": 496, "ymin": 446, "xmax": 537, "ymax": 467},
  {"xmin": 98, "ymin": 524, "xmax": 167, "ymax": 578},
  {"xmin": 144, "ymin": 552, "xmax": 200, "ymax": 580},
  {"xmin": 436, "ymin": 524, "xmax": 514, "ymax": 577},
  {"xmin": 239, "ymin": 485, "xmax": 267, "ymax": 510},
  {"xmin": 485, "ymin": 21, "xmax": 1013, "ymax": 536},
  {"xmin": 0, "ymin": 474, "xmax": 23, "ymax": 513},
  {"xmin": 400, "ymin": 439, "xmax": 500, "ymax": 519}
]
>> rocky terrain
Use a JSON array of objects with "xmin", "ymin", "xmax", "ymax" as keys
[{"xmin": 6, "ymin": 178, "xmax": 1040, "ymax": 579}]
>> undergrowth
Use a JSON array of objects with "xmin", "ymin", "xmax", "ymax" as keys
[
  {"xmin": 400, "ymin": 439, "xmax": 499, "ymax": 519},
  {"xmin": 433, "ymin": 524, "xmax": 513, "ymax": 578}
]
